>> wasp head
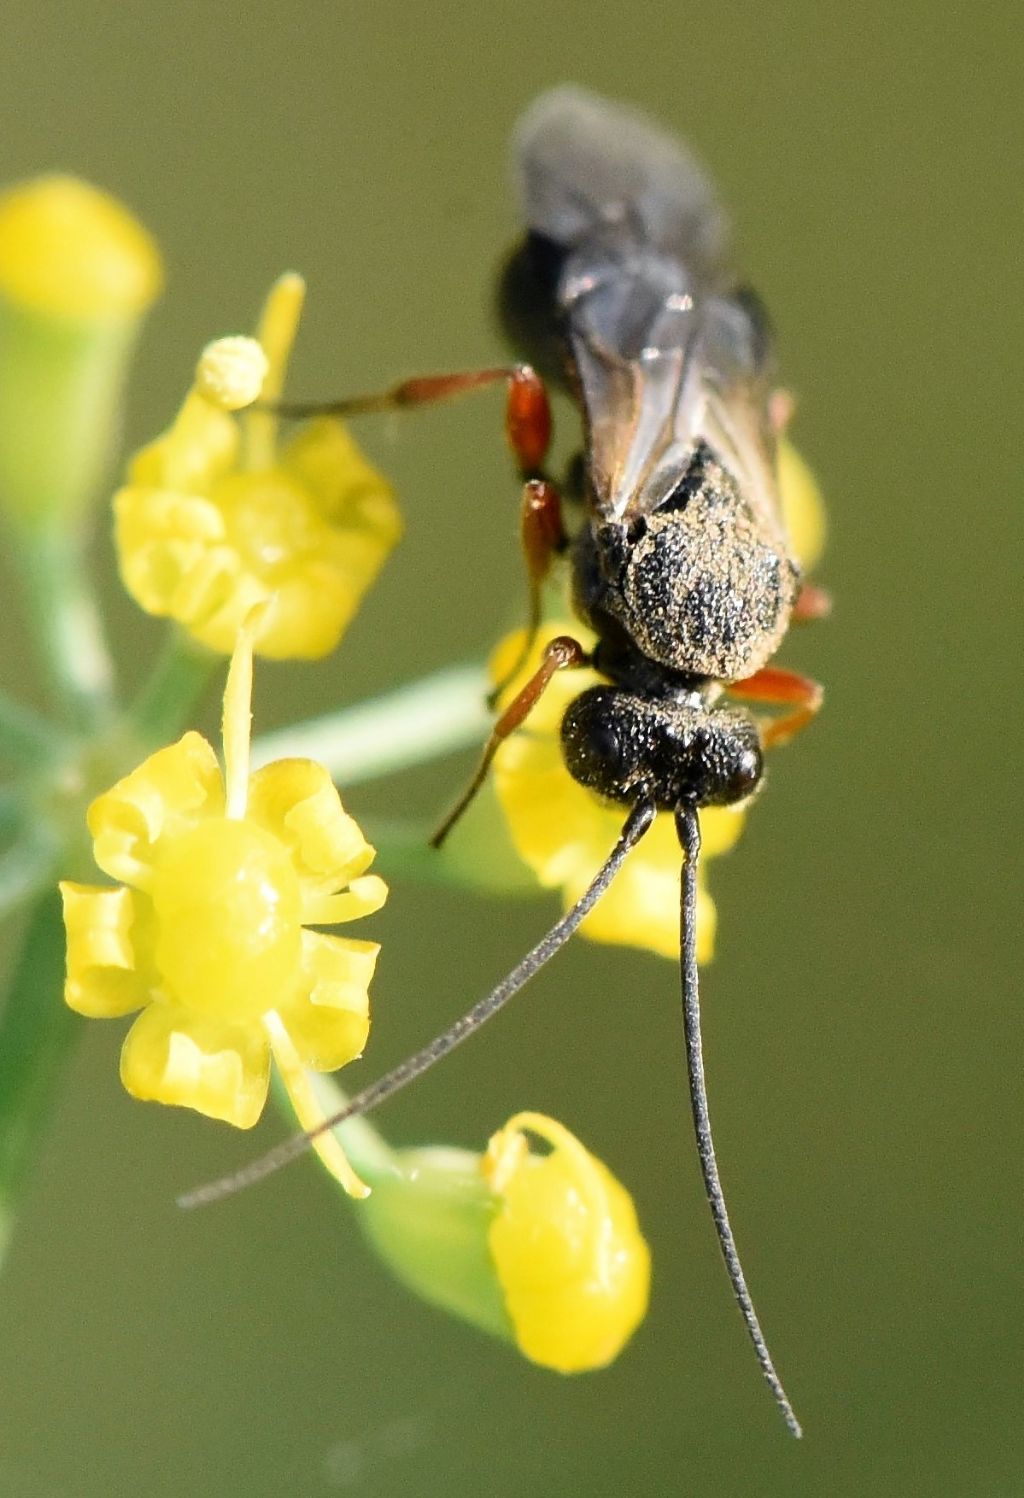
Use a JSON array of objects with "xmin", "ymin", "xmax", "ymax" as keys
[{"xmin": 560, "ymin": 686, "xmax": 762, "ymax": 810}]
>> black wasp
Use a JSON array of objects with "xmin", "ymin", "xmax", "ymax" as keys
[{"xmin": 185, "ymin": 87, "xmax": 827, "ymax": 1438}]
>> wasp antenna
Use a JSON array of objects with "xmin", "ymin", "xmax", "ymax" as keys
[
  {"xmin": 674, "ymin": 804, "xmax": 803, "ymax": 1438},
  {"xmin": 178, "ymin": 797, "xmax": 657, "ymax": 1211}
]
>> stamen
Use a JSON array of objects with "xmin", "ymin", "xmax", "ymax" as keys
[
  {"xmin": 222, "ymin": 625, "xmax": 254, "ymax": 819},
  {"xmin": 245, "ymin": 272, "xmax": 306, "ymax": 470},
  {"xmin": 263, "ymin": 1010, "xmax": 370, "ymax": 1199}
]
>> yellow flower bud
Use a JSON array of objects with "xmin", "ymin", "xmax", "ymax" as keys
[
  {"xmin": 356, "ymin": 1112, "xmax": 650, "ymax": 1373},
  {"xmin": 194, "ymin": 337, "xmax": 268, "ymax": 412},
  {"xmin": 0, "ymin": 175, "xmax": 162, "ymax": 531},
  {"xmin": 0, "ymin": 176, "xmax": 161, "ymax": 322},
  {"xmin": 483, "ymin": 1113, "xmax": 650, "ymax": 1372}
]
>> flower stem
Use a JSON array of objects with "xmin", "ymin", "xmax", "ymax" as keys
[
  {"xmin": 128, "ymin": 625, "xmax": 218, "ymax": 747},
  {"xmin": 270, "ymin": 1067, "xmax": 397, "ymax": 1188},
  {"xmin": 12, "ymin": 527, "xmax": 114, "ymax": 731},
  {"xmin": 0, "ymin": 832, "xmax": 57, "ymax": 918},
  {"xmin": 251, "ymin": 662, "xmax": 491, "ymax": 786},
  {"xmin": 0, "ymin": 890, "xmax": 80, "ymax": 1261},
  {"xmin": 0, "ymin": 688, "xmax": 65, "ymax": 767}
]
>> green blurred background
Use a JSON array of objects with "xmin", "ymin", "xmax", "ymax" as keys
[{"xmin": 0, "ymin": 2, "xmax": 1019, "ymax": 1493}]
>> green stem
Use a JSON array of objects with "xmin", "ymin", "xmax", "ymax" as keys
[
  {"xmin": 270, "ymin": 1067, "xmax": 397, "ymax": 1186},
  {"xmin": 251, "ymin": 662, "xmax": 491, "ymax": 787},
  {"xmin": 0, "ymin": 790, "xmax": 24, "ymax": 840},
  {"xmin": 0, "ymin": 890, "xmax": 80, "ymax": 1260},
  {"xmin": 0, "ymin": 833, "xmax": 57, "ymax": 918},
  {"xmin": 12, "ymin": 527, "xmax": 114, "ymax": 731},
  {"xmin": 128, "ymin": 626, "xmax": 218, "ymax": 746},
  {"xmin": 0, "ymin": 689, "xmax": 66, "ymax": 767}
]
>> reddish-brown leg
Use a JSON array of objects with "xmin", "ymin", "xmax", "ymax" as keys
[
  {"xmin": 431, "ymin": 635, "xmax": 588, "ymax": 848},
  {"xmin": 769, "ymin": 388, "xmax": 796, "ymax": 436},
  {"xmin": 726, "ymin": 666, "xmax": 823, "ymax": 749},
  {"xmin": 272, "ymin": 364, "xmax": 553, "ymax": 473},
  {"xmin": 792, "ymin": 582, "xmax": 833, "ymax": 623},
  {"xmin": 488, "ymin": 477, "xmax": 568, "ymax": 706}
]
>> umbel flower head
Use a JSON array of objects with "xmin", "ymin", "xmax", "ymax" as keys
[
  {"xmin": 488, "ymin": 435, "xmax": 827, "ymax": 962},
  {"xmin": 114, "ymin": 273, "xmax": 401, "ymax": 659},
  {"xmin": 60, "ymin": 621, "xmax": 387, "ymax": 1196},
  {"xmin": 356, "ymin": 1109, "xmax": 650, "ymax": 1373}
]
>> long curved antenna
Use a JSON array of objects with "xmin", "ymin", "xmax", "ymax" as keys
[
  {"xmin": 675, "ymin": 804, "xmax": 803, "ymax": 1439},
  {"xmin": 179, "ymin": 797, "xmax": 656, "ymax": 1211}
]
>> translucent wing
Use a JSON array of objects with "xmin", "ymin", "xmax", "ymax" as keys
[
  {"xmin": 513, "ymin": 87, "xmax": 786, "ymax": 544},
  {"xmin": 513, "ymin": 84, "xmax": 729, "ymax": 283}
]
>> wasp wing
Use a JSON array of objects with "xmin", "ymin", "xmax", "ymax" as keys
[
  {"xmin": 513, "ymin": 86, "xmax": 785, "ymax": 542},
  {"xmin": 513, "ymin": 84, "xmax": 729, "ymax": 283}
]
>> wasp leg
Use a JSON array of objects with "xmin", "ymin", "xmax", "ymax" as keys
[
  {"xmin": 487, "ymin": 478, "xmax": 568, "ymax": 707},
  {"xmin": 769, "ymin": 388, "xmax": 796, "ymax": 436},
  {"xmin": 270, "ymin": 363, "xmax": 553, "ymax": 469},
  {"xmin": 726, "ymin": 666, "xmax": 823, "ymax": 749},
  {"xmin": 431, "ymin": 634, "xmax": 588, "ymax": 848},
  {"xmin": 792, "ymin": 582, "xmax": 832, "ymax": 623}
]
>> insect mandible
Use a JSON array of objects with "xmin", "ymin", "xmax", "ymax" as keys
[{"xmin": 183, "ymin": 86, "xmax": 828, "ymax": 1438}]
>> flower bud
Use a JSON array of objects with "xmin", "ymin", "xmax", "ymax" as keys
[
  {"xmin": 0, "ymin": 175, "xmax": 162, "ymax": 532},
  {"xmin": 357, "ymin": 1113, "xmax": 650, "ymax": 1372}
]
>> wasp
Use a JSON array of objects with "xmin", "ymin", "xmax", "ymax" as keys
[{"xmin": 184, "ymin": 87, "xmax": 827, "ymax": 1437}]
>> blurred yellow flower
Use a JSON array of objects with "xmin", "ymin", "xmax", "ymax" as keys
[
  {"xmin": 0, "ymin": 175, "xmax": 162, "ymax": 322},
  {"xmin": 482, "ymin": 1111, "xmax": 650, "ymax": 1372},
  {"xmin": 114, "ymin": 273, "xmax": 401, "ymax": 659},
  {"xmin": 60, "ymin": 623, "xmax": 387, "ymax": 1196},
  {"xmin": 778, "ymin": 435, "xmax": 826, "ymax": 573}
]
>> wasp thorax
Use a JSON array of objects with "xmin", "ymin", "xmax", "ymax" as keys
[{"xmin": 560, "ymin": 686, "xmax": 762, "ymax": 810}]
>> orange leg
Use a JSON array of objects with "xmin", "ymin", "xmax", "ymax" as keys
[
  {"xmin": 727, "ymin": 666, "xmax": 823, "ymax": 749},
  {"xmin": 769, "ymin": 388, "xmax": 796, "ymax": 436},
  {"xmin": 431, "ymin": 635, "xmax": 588, "ymax": 848},
  {"xmin": 273, "ymin": 364, "xmax": 553, "ymax": 476},
  {"xmin": 488, "ymin": 477, "xmax": 569, "ymax": 706},
  {"xmin": 792, "ymin": 582, "xmax": 832, "ymax": 623}
]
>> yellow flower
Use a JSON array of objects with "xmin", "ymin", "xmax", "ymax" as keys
[
  {"xmin": 59, "ymin": 622, "xmax": 387, "ymax": 1197},
  {"xmin": 482, "ymin": 1112, "xmax": 650, "ymax": 1372},
  {"xmin": 114, "ymin": 273, "xmax": 401, "ymax": 659},
  {"xmin": 489, "ymin": 438, "xmax": 826, "ymax": 961}
]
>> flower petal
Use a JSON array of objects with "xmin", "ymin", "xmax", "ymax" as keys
[
  {"xmin": 246, "ymin": 759, "xmax": 376, "ymax": 892},
  {"xmin": 283, "ymin": 417, "xmax": 401, "ymax": 541},
  {"xmin": 301, "ymin": 873, "xmax": 388, "ymax": 927},
  {"xmin": 276, "ymin": 930, "xmax": 378, "ymax": 1071},
  {"xmin": 566, "ymin": 851, "xmax": 717, "ymax": 964},
  {"xmin": 88, "ymin": 732, "xmax": 223, "ymax": 888},
  {"xmin": 120, "ymin": 1001, "xmax": 270, "ymax": 1127},
  {"xmin": 60, "ymin": 883, "xmax": 151, "ymax": 1017},
  {"xmin": 778, "ymin": 436, "xmax": 826, "ymax": 574}
]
